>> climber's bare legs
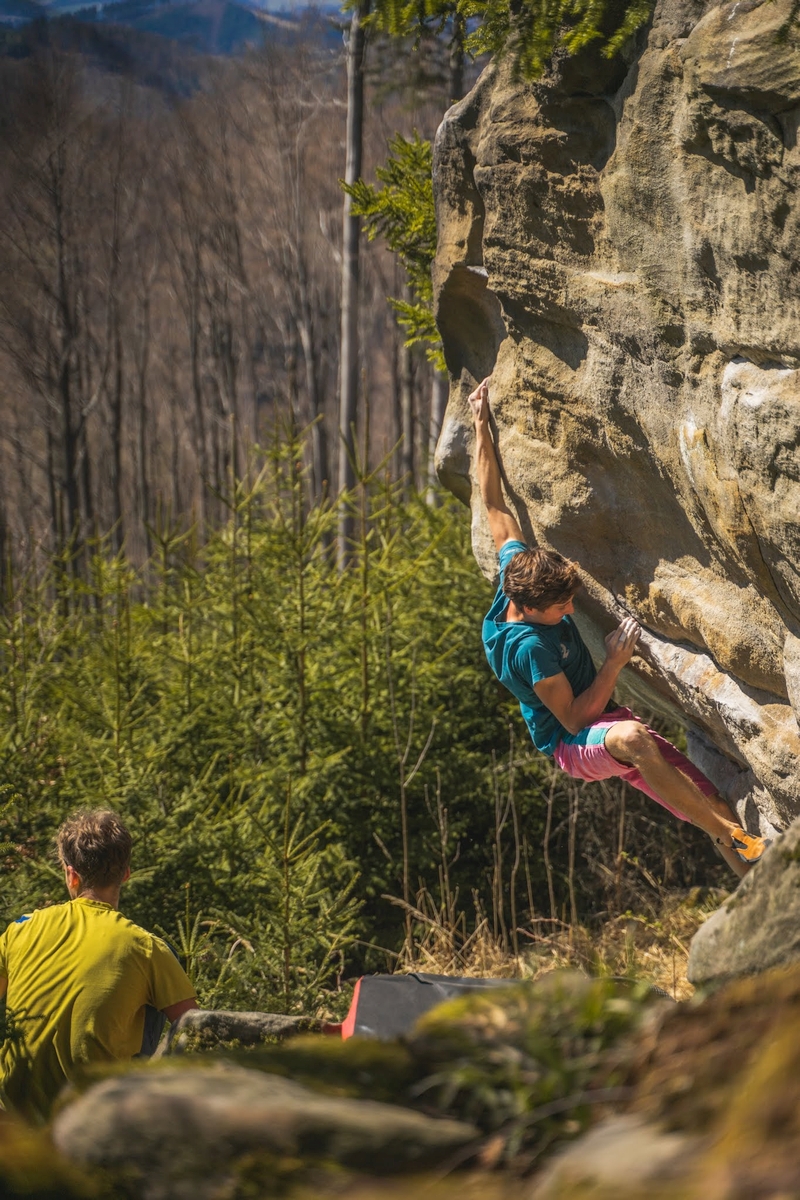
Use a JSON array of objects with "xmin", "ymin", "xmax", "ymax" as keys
[{"xmin": 604, "ymin": 721, "xmax": 749, "ymax": 877}]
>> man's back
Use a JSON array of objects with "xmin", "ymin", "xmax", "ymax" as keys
[{"xmin": 0, "ymin": 898, "xmax": 193, "ymax": 1121}]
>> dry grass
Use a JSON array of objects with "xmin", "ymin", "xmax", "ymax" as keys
[{"xmin": 395, "ymin": 886, "xmax": 729, "ymax": 1001}]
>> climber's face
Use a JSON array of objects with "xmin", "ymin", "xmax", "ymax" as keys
[{"xmin": 523, "ymin": 596, "xmax": 575, "ymax": 626}]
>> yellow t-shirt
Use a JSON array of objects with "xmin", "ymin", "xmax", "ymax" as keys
[{"xmin": 0, "ymin": 898, "xmax": 195, "ymax": 1121}]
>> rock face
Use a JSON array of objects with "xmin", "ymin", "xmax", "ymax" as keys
[{"xmin": 433, "ymin": 0, "xmax": 800, "ymax": 832}]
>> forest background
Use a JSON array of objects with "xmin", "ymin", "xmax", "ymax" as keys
[{"xmin": 0, "ymin": 2, "xmax": 728, "ymax": 1018}]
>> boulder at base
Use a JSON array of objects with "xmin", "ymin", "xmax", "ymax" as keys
[
  {"xmin": 164, "ymin": 1008, "xmax": 323, "ymax": 1053},
  {"xmin": 52, "ymin": 1062, "xmax": 477, "ymax": 1200},
  {"xmin": 688, "ymin": 818, "xmax": 800, "ymax": 987}
]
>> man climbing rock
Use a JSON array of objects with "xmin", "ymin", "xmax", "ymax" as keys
[
  {"xmin": 0, "ymin": 810, "xmax": 197, "ymax": 1121},
  {"xmin": 470, "ymin": 378, "xmax": 767, "ymax": 878}
]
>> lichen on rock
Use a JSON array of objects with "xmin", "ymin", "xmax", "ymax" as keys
[{"xmin": 433, "ymin": 0, "xmax": 800, "ymax": 835}]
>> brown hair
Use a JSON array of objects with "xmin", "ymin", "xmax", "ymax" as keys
[
  {"xmin": 503, "ymin": 547, "xmax": 582, "ymax": 612},
  {"xmin": 56, "ymin": 810, "xmax": 132, "ymax": 889}
]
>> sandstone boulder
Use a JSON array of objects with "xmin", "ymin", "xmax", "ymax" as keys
[
  {"xmin": 688, "ymin": 814, "xmax": 800, "ymax": 985},
  {"xmin": 52, "ymin": 1063, "xmax": 477, "ymax": 1200},
  {"xmin": 433, "ymin": 0, "xmax": 800, "ymax": 833}
]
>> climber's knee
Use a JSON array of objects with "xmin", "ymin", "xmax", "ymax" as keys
[{"xmin": 604, "ymin": 720, "xmax": 659, "ymax": 768}]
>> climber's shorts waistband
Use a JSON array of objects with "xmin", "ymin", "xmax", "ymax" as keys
[{"xmin": 553, "ymin": 706, "xmax": 716, "ymax": 822}]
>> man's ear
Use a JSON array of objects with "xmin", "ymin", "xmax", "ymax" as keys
[
  {"xmin": 64, "ymin": 864, "xmax": 81, "ymax": 894},
  {"xmin": 122, "ymin": 864, "xmax": 131, "ymax": 885}
]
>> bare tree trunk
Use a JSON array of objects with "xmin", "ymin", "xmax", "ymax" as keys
[
  {"xmin": 400, "ymin": 336, "xmax": 414, "ymax": 491},
  {"xmin": 52, "ymin": 147, "xmax": 82, "ymax": 546},
  {"xmin": 427, "ymin": 367, "xmax": 448, "ymax": 503},
  {"xmin": 134, "ymin": 283, "xmax": 153, "ymax": 557},
  {"xmin": 0, "ymin": 453, "xmax": 8, "ymax": 600},
  {"xmin": 187, "ymin": 243, "xmax": 208, "ymax": 534},
  {"xmin": 414, "ymin": 356, "xmax": 426, "ymax": 491},
  {"xmin": 448, "ymin": 11, "xmax": 466, "ymax": 105},
  {"xmin": 109, "ymin": 316, "xmax": 124, "ymax": 551},
  {"xmin": 46, "ymin": 422, "xmax": 60, "ymax": 555},
  {"xmin": 298, "ymin": 313, "xmax": 329, "ymax": 499},
  {"xmin": 337, "ymin": 0, "xmax": 370, "ymax": 567}
]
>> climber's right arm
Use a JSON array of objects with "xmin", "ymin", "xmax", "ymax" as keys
[{"xmin": 469, "ymin": 378, "xmax": 523, "ymax": 551}]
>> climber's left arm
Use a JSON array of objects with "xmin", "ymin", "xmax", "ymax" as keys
[{"xmin": 469, "ymin": 378, "xmax": 523, "ymax": 551}]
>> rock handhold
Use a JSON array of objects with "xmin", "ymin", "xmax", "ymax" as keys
[
  {"xmin": 688, "ymin": 819, "xmax": 800, "ymax": 987},
  {"xmin": 52, "ymin": 1063, "xmax": 477, "ymax": 1200}
]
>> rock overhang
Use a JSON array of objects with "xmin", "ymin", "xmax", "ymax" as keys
[{"xmin": 432, "ymin": 0, "xmax": 800, "ymax": 833}]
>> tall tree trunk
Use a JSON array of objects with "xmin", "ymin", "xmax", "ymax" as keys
[
  {"xmin": 337, "ymin": 0, "xmax": 370, "ymax": 567},
  {"xmin": 298, "ymin": 314, "xmax": 329, "ymax": 500},
  {"xmin": 427, "ymin": 367, "xmax": 448, "ymax": 503},
  {"xmin": 134, "ymin": 286, "xmax": 152, "ymax": 558},
  {"xmin": 188, "ymin": 251, "xmax": 208, "ymax": 534},
  {"xmin": 109, "ymin": 315, "xmax": 124, "ymax": 552},
  {"xmin": 400, "ymin": 336, "xmax": 414, "ymax": 491},
  {"xmin": 448, "ymin": 11, "xmax": 466, "ymax": 105},
  {"xmin": 0, "ymin": 456, "xmax": 8, "ymax": 602},
  {"xmin": 46, "ymin": 422, "xmax": 60, "ymax": 556}
]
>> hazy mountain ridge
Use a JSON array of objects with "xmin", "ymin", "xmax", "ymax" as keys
[{"xmin": 0, "ymin": 0, "xmax": 341, "ymax": 58}]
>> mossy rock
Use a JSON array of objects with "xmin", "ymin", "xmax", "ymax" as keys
[
  {"xmin": 52, "ymin": 1063, "xmax": 478, "ymax": 1200},
  {"xmin": 167, "ymin": 1010, "xmax": 324, "ymax": 1055},
  {"xmin": 229, "ymin": 1034, "xmax": 417, "ymax": 1102},
  {"xmin": 0, "ymin": 1115, "xmax": 106, "ymax": 1199},
  {"xmin": 50, "ymin": 974, "xmax": 662, "ymax": 1194},
  {"xmin": 629, "ymin": 961, "xmax": 800, "ymax": 1135}
]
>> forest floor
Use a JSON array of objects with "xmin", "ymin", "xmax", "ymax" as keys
[{"xmin": 397, "ymin": 887, "xmax": 727, "ymax": 1003}]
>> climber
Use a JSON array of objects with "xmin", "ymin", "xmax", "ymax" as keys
[
  {"xmin": 0, "ymin": 809, "xmax": 198, "ymax": 1122},
  {"xmin": 470, "ymin": 377, "xmax": 768, "ymax": 877}
]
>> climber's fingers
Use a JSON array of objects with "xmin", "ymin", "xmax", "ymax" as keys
[{"xmin": 468, "ymin": 377, "xmax": 492, "ymax": 420}]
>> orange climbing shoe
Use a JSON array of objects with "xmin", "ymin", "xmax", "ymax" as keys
[{"xmin": 727, "ymin": 828, "xmax": 770, "ymax": 865}]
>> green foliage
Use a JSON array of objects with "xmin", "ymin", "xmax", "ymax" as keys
[
  {"xmin": 240, "ymin": 1036, "xmax": 417, "ymax": 1101},
  {"xmin": 407, "ymin": 972, "xmax": 646, "ymax": 1160},
  {"xmin": 344, "ymin": 133, "xmax": 442, "ymax": 367},
  {"xmin": 0, "ymin": 428, "xmax": 727, "ymax": 1016},
  {"xmin": 366, "ymin": 0, "xmax": 653, "ymax": 78},
  {"xmin": 0, "ymin": 427, "xmax": 558, "ymax": 1014}
]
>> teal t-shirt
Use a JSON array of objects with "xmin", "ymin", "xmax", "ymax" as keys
[{"xmin": 482, "ymin": 540, "xmax": 597, "ymax": 755}]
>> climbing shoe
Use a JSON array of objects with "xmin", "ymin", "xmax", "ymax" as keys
[{"xmin": 726, "ymin": 828, "xmax": 770, "ymax": 865}]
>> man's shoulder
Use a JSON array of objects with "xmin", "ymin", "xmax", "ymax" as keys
[
  {"xmin": 67, "ymin": 904, "xmax": 163, "ymax": 959},
  {"xmin": 4, "ymin": 901, "xmax": 68, "ymax": 933},
  {"xmin": 498, "ymin": 538, "xmax": 529, "ymax": 568},
  {"xmin": 110, "ymin": 911, "xmax": 166, "ymax": 952},
  {"xmin": 507, "ymin": 622, "xmax": 564, "ymax": 673}
]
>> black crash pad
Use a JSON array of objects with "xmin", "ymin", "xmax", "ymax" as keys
[{"xmin": 341, "ymin": 972, "xmax": 511, "ymax": 1040}]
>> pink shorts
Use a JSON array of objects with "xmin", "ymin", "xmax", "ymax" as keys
[{"xmin": 553, "ymin": 707, "xmax": 716, "ymax": 822}]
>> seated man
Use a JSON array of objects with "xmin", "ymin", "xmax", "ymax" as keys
[
  {"xmin": 0, "ymin": 809, "xmax": 197, "ymax": 1121},
  {"xmin": 470, "ymin": 378, "xmax": 767, "ymax": 877}
]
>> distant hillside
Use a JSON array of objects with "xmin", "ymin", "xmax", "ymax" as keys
[
  {"xmin": 0, "ymin": 0, "xmax": 41, "ymax": 23},
  {"xmin": 0, "ymin": 0, "xmax": 341, "ymax": 59},
  {"xmin": 0, "ymin": 15, "xmax": 208, "ymax": 93}
]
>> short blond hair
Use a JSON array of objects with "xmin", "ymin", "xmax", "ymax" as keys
[{"xmin": 56, "ymin": 810, "xmax": 132, "ymax": 888}]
